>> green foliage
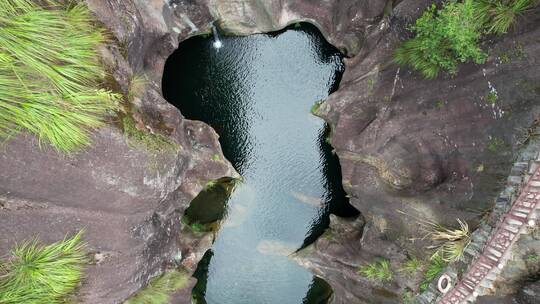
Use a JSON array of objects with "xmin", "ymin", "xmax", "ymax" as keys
[
  {"xmin": 0, "ymin": 231, "xmax": 87, "ymax": 304},
  {"xmin": 488, "ymin": 136, "xmax": 505, "ymax": 152},
  {"xmin": 395, "ymin": 0, "xmax": 538, "ymax": 78},
  {"xmin": 205, "ymin": 179, "xmax": 218, "ymax": 189},
  {"xmin": 485, "ymin": 91, "xmax": 499, "ymax": 104},
  {"xmin": 400, "ymin": 257, "xmax": 421, "ymax": 275},
  {"xmin": 420, "ymin": 254, "xmax": 446, "ymax": 291},
  {"xmin": 124, "ymin": 270, "xmax": 189, "ymax": 304},
  {"xmin": 367, "ymin": 77, "xmax": 376, "ymax": 96},
  {"xmin": 0, "ymin": 0, "xmax": 121, "ymax": 152},
  {"xmin": 474, "ymin": 0, "xmax": 539, "ymax": 34},
  {"xmin": 358, "ymin": 258, "xmax": 393, "ymax": 282},
  {"xmin": 190, "ymin": 222, "xmax": 207, "ymax": 233},
  {"xmin": 526, "ymin": 253, "xmax": 540, "ymax": 263},
  {"xmin": 402, "ymin": 290, "xmax": 415, "ymax": 304},
  {"xmin": 122, "ymin": 116, "xmax": 179, "ymax": 153},
  {"xmin": 394, "ymin": 0, "xmax": 486, "ymax": 79},
  {"xmin": 310, "ymin": 100, "xmax": 323, "ymax": 115}
]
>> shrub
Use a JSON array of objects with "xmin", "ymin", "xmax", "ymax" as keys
[
  {"xmin": 394, "ymin": 0, "xmax": 486, "ymax": 78},
  {"xmin": 474, "ymin": 0, "xmax": 539, "ymax": 34},
  {"xmin": 0, "ymin": 0, "xmax": 121, "ymax": 152},
  {"xmin": 124, "ymin": 270, "xmax": 189, "ymax": 304},
  {"xmin": 395, "ymin": 0, "xmax": 539, "ymax": 78},
  {"xmin": 358, "ymin": 258, "xmax": 393, "ymax": 282},
  {"xmin": 0, "ymin": 231, "xmax": 87, "ymax": 304}
]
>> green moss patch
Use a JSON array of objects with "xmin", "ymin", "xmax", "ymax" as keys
[{"xmin": 122, "ymin": 116, "xmax": 179, "ymax": 153}]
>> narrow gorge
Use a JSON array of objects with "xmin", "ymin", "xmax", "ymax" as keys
[{"xmin": 1, "ymin": 1, "xmax": 540, "ymax": 304}]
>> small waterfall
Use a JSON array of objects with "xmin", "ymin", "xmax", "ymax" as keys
[{"xmin": 212, "ymin": 25, "xmax": 223, "ymax": 49}]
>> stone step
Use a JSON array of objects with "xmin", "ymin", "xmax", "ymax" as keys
[
  {"xmin": 501, "ymin": 223, "xmax": 522, "ymax": 234},
  {"xmin": 508, "ymin": 175, "xmax": 523, "ymax": 187},
  {"xmin": 512, "ymin": 162, "xmax": 529, "ymax": 176},
  {"xmin": 486, "ymin": 246, "xmax": 503, "ymax": 258},
  {"xmin": 529, "ymin": 159, "xmax": 538, "ymax": 172}
]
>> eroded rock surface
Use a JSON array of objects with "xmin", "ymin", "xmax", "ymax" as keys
[
  {"xmin": 1, "ymin": 1, "xmax": 235, "ymax": 303},
  {"xmin": 296, "ymin": 1, "xmax": 540, "ymax": 303},
  {"xmin": 3, "ymin": 0, "xmax": 540, "ymax": 303}
]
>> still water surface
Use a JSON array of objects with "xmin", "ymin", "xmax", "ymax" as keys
[{"xmin": 163, "ymin": 23, "xmax": 357, "ymax": 304}]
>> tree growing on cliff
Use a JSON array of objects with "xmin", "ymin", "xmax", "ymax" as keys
[{"xmin": 0, "ymin": 0, "xmax": 121, "ymax": 152}]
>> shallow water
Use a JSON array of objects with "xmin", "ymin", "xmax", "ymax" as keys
[{"xmin": 163, "ymin": 23, "xmax": 357, "ymax": 304}]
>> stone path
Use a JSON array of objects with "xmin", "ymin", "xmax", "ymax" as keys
[{"xmin": 437, "ymin": 158, "xmax": 540, "ymax": 304}]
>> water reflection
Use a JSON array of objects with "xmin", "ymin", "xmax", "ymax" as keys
[{"xmin": 163, "ymin": 23, "xmax": 356, "ymax": 304}]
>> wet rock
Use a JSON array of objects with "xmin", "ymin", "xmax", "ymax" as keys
[
  {"xmin": 208, "ymin": 0, "xmax": 388, "ymax": 56},
  {"xmin": 517, "ymin": 280, "xmax": 540, "ymax": 304},
  {"xmin": 297, "ymin": 1, "xmax": 540, "ymax": 302},
  {"xmin": 1, "ymin": 1, "xmax": 236, "ymax": 303},
  {"xmin": 323, "ymin": 1, "xmax": 540, "ymax": 239},
  {"xmin": 477, "ymin": 280, "xmax": 540, "ymax": 304},
  {"xmin": 4, "ymin": 0, "xmax": 540, "ymax": 303},
  {"xmin": 293, "ymin": 215, "xmax": 408, "ymax": 303}
]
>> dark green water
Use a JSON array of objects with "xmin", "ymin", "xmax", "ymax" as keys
[{"xmin": 163, "ymin": 23, "xmax": 357, "ymax": 304}]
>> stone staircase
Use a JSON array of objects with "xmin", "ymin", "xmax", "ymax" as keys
[
  {"xmin": 437, "ymin": 156, "xmax": 540, "ymax": 303},
  {"xmin": 415, "ymin": 141, "xmax": 540, "ymax": 304}
]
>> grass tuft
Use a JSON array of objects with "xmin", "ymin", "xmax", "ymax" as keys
[
  {"xmin": 400, "ymin": 256, "xmax": 421, "ymax": 275},
  {"xmin": 0, "ymin": 231, "xmax": 87, "ymax": 304},
  {"xmin": 0, "ymin": 0, "xmax": 121, "ymax": 152},
  {"xmin": 398, "ymin": 210, "xmax": 471, "ymax": 263},
  {"xmin": 124, "ymin": 270, "xmax": 189, "ymax": 304},
  {"xmin": 358, "ymin": 258, "xmax": 393, "ymax": 282},
  {"xmin": 426, "ymin": 219, "xmax": 471, "ymax": 262},
  {"xmin": 474, "ymin": 0, "xmax": 539, "ymax": 34},
  {"xmin": 420, "ymin": 254, "xmax": 446, "ymax": 291},
  {"xmin": 127, "ymin": 74, "xmax": 148, "ymax": 103}
]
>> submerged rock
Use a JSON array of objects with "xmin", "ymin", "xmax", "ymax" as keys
[
  {"xmin": 256, "ymin": 240, "xmax": 298, "ymax": 256},
  {"xmin": 291, "ymin": 191, "xmax": 323, "ymax": 207}
]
